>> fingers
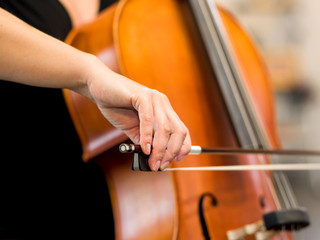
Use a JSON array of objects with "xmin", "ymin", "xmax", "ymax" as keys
[
  {"xmin": 136, "ymin": 96, "xmax": 154, "ymax": 155},
  {"xmin": 176, "ymin": 131, "xmax": 192, "ymax": 162},
  {"xmin": 161, "ymin": 125, "xmax": 191, "ymax": 170},
  {"xmin": 149, "ymin": 122, "xmax": 171, "ymax": 171},
  {"xmin": 136, "ymin": 90, "xmax": 191, "ymax": 172},
  {"xmin": 90, "ymin": 69, "xmax": 190, "ymax": 167}
]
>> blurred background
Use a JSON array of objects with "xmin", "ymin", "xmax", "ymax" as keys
[{"xmin": 216, "ymin": 0, "xmax": 320, "ymax": 238}]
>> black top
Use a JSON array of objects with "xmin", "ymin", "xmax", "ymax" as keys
[
  {"xmin": 0, "ymin": 0, "xmax": 72, "ymax": 40},
  {"xmin": 0, "ymin": 0, "xmax": 116, "ymax": 239}
]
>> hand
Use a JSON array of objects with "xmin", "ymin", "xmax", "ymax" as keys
[
  {"xmin": 0, "ymin": 8, "xmax": 190, "ymax": 171},
  {"xmin": 85, "ymin": 57, "xmax": 191, "ymax": 171}
]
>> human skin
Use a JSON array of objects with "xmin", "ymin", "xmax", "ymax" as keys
[{"xmin": 0, "ymin": 8, "xmax": 191, "ymax": 171}]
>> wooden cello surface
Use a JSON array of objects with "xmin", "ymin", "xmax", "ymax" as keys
[
  {"xmin": 64, "ymin": 1, "xmax": 296, "ymax": 239},
  {"xmin": 64, "ymin": 4, "xmax": 179, "ymax": 240}
]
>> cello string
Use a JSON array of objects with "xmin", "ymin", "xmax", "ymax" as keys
[
  {"xmin": 270, "ymin": 156, "xmax": 298, "ymax": 209},
  {"xmin": 198, "ymin": 0, "xmax": 284, "ymax": 209},
  {"xmin": 254, "ymin": 154, "xmax": 284, "ymax": 210},
  {"xmin": 255, "ymin": 155, "xmax": 283, "ymax": 210},
  {"xmin": 272, "ymin": 154, "xmax": 299, "ymax": 208},
  {"xmin": 265, "ymin": 174, "xmax": 282, "ymax": 210},
  {"xmin": 273, "ymin": 173, "xmax": 291, "ymax": 209},
  {"xmin": 193, "ymin": 1, "xmax": 306, "ymax": 234},
  {"xmin": 279, "ymin": 172, "xmax": 298, "ymax": 208},
  {"xmin": 267, "ymin": 154, "xmax": 292, "ymax": 210},
  {"xmin": 203, "ymin": 0, "xmax": 298, "ymax": 213},
  {"xmin": 203, "ymin": 0, "xmax": 306, "ymax": 215},
  {"xmin": 163, "ymin": 163, "xmax": 320, "ymax": 171}
]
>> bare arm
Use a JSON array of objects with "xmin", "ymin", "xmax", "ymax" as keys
[{"xmin": 0, "ymin": 8, "xmax": 191, "ymax": 171}]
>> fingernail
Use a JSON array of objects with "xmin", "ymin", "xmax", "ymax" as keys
[
  {"xmin": 153, "ymin": 160, "xmax": 161, "ymax": 172},
  {"xmin": 146, "ymin": 143, "xmax": 151, "ymax": 155},
  {"xmin": 160, "ymin": 161, "xmax": 170, "ymax": 171}
]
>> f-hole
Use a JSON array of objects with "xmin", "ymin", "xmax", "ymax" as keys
[{"xmin": 199, "ymin": 192, "xmax": 218, "ymax": 240}]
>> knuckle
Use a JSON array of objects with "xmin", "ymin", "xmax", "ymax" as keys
[
  {"xmin": 174, "ymin": 123, "xmax": 188, "ymax": 138},
  {"xmin": 161, "ymin": 123, "xmax": 172, "ymax": 135},
  {"xmin": 180, "ymin": 127, "xmax": 188, "ymax": 138},
  {"xmin": 153, "ymin": 148, "xmax": 166, "ymax": 161},
  {"xmin": 168, "ymin": 148, "xmax": 179, "ymax": 158},
  {"xmin": 150, "ymin": 89, "xmax": 160, "ymax": 97},
  {"xmin": 160, "ymin": 92, "xmax": 169, "ymax": 101},
  {"xmin": 151, "ymin": 90, "xmax": 169, "ymax": 101},
  {"xmin": 143, "ymin": 114, "xmax": 153, "ymax": 124}
]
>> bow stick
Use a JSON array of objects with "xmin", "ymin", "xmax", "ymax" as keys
[{"xmin": 119, "ymin": 143, "xmax": 320, "ymax": 172}]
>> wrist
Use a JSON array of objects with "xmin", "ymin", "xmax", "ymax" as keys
[{"xmin": 71, "ymin": 53, "xmax": 102, "ymax": 101}]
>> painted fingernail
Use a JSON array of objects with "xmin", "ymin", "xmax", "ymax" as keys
[
  {"xmin": 153, "ymin": 160, "xmax": 161, "ymax": 172},
  {"xmin": 160, "ymin": 161, "xmax": 170, "ymax": 171}
]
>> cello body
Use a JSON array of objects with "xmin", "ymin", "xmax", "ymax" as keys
[
  {"xmin": 65, "ymin": 5, "xmax": 179, "ymax": 239},
  {"xmin": 64, "ymin": 1, "xmax": 294, "ymax": 239}
]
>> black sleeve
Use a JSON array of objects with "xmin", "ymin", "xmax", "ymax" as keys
[
  {"xmin": 0, "ymin": 0, "xmax": 72, "ymax": 41},
  {"xmin": 99, "ymin": 0, "xmax": 118, "ymax": 12}
]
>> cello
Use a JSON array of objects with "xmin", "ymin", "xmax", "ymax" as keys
[{"xmin": 64, "ymin": 0, "xmax": 310, "ymax": 239}]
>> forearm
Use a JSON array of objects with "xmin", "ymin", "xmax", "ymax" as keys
[
  {"xmin": 0, "ymin": 8, "xmax": 92, "ymax": 95},
  {"xmin": 0, "ymin": 8, "xmax": 191, "ymax": 171}
]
